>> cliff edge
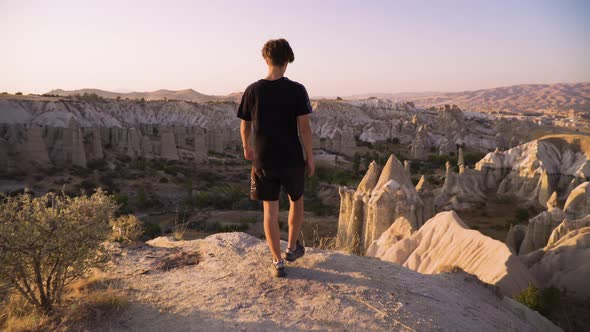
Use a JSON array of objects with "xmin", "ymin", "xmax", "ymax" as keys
[{"xmin": 101, "ymin": 232, "xmax": 558, "ymax": 331}]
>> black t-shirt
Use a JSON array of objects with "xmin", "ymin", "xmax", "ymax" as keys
[{"xmin": 237, "ymin": 77, "xmax": 313, "ymax": 169}]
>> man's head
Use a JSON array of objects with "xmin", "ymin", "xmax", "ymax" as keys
[{"xmin": 262, "ymin": 38, "xmax": 294, "ymax": 68}]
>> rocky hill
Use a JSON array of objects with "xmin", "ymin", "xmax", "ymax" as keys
[
  {"xmin": 99, "ymin": 232, "xmax": 558, "ymax": 331},
  {"xmin": 0, "ymin": 96, "xmax": 539, "ymax": 174},
  {"xmin": 46, "ymin": 88, "xmax": 241, "ymax": 103},
  {"xmin": 349, "ymin": 82, "xmax": 590, "ymax": 116}
]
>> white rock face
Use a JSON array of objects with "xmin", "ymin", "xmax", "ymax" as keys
[
  {"xmin": 435, "ymin": 160, "xmax": 487, "ymax": 211},
  {"xmin": 523, "ymin": 219, "xmax": 590, "ymax": 300},
  {"xmin": 476, "ymin": 135, "xmax": 590, "ymax": 203},
  {"xmin": 0, "ymin": 99, "xmax": 243, "ymax": 171},
  {"xmin": 546, "ymin": 215, "xmax": 590, "ymax": 247},
  {"xmin": 21, "ymin": 124, "xmax": 50, "ymax": 166},
  {"xmin": 518, "ymin": 208, "xmax": 566, "ymax": 255},
  {"xmin": 370, "ymin": 211, "xmax": 536, "ymax": 296},
  {"xmin": 563, "ymin": 182, "xmax": 590, "ymax": 220},
  {"xmin": 337, "ymin": 155, "xmax": 424, "ymax": 253}
]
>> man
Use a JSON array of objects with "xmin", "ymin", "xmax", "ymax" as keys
[{"xmin": 237, "ymin": 38, "xmax": 314, "ymax": 277}]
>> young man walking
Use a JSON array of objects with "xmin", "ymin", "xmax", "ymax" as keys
[{"xmin": 237, "ymin": 38, "xmax": 314, "ymax": 277}]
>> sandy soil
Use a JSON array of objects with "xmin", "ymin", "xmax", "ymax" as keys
[{"xmin": 96, "ymin": 233, "xmax": 558, "ymax": 332}]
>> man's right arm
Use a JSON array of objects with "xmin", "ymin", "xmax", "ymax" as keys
[
  {"xmin": 240, "ymin": 120, "xmax": 254, "ymax": 161},
  {"xmin": 297, "ymin": 114, "xmax": 314, "ymax": 177}
]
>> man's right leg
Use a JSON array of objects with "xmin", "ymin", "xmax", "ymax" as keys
[{"xmin": 263, "ymin": 200, "xmax": 281, "ymax": 263}]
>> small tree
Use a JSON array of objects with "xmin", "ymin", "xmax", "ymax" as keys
[{"xmin": 0, "ymin": 189, "xmax": 118, "ymax": 313}]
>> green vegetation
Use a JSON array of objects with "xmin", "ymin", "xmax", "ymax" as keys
[
  {"xmin": 505, "ymin": 207, "xmax": 533, "ymax": 229},
  {"xmin": 79, "ymin": 179, "xmax": 97, "ymax": 192},
  {"xmin": 142, "ymin": 221, "xmax": 162, "ymax": 240},
  {"xmin": 515, "ymin": 285, "xmax": 561, "ymax": 318},
  {"xmin": 87, "ymin": 159, "xmax": 108, "ymax": 171},
  {"xmin": 314, "ymin": 165, "xmax": 360, "ymax": 187}
]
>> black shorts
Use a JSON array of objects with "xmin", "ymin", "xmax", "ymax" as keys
[{"xmin": 250, "ymin": 166, "xmax": 305, "ymax": 201}]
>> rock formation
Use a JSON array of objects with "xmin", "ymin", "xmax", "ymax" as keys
[
  {"xmin": 0, "ymin": 95, "xmax": 539, "ymax": 171},
  {"xmin": 517, "ymin": 208, "xmax": 566, "ymax": 255},
  {"xmin": 522, "ymin": 217, "xmax": 590, "ymax": 300},
  {"xmin": 435, "ymin": 158, "xmax": 487, "ymax": 211},
  {"xmin": 476, "ymin": 135, "xmax": 590, "ymax": 206},
  {"xmin": 104, "ymin": 232, "xmax": 559, "ymax": 331},
  {"xmin": 337, "ymin": 155, "xmax": 424, "ymax": 253},
  {"xmin": 21, "ymin": 124, "xmax": 50, "ymax": 167},
  {"xmin": 563, "ymin": 181, "xmax": 590, "ymax": 220},
  {"xmin": 369, "ymin": 211, "xmax": 536, "ymax": 296},
  {"xmin": 160, "ymin": 128, "xmax": 179, "ymax": 161}
]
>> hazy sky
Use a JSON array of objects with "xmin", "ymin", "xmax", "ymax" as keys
[{"xmin": 1, "ymin": 0, "xmax": 589, "ymax": 96}]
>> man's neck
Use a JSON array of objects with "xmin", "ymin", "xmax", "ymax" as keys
[{"xmin": 265, "ymin": 66, "xmax": 286, "ymax": 81}]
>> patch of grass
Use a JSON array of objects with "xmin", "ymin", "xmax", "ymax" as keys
[
  {"xmin": 223, "ymin": 223, "xmax": 249, "ymax": 232},
  {"xmin": 1, "ymin": 271, "xmax": 129, "ymax": 332}
]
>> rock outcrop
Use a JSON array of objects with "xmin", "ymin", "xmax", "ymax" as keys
[
  {"xmin": 476, "ymin": 135, "xmax": 590, "ymax": 206},
  {"xmin": 522, "ymin": 219, "xmax": 590, "ymax": 300},
  {"xmin": 337, "ymin": 155, "xmax": 425, "ymax": 253},
  {"xmin": 103, "ymin": 232, "xmax": 559, "ymax": 331},
  {"xmin": 369, "ymin": 211, "xmax": 536, "ymax": 296},
  {"xmin": 563, "ymin": 182, "xmax": 590, "ymax": 220},
  {"xmin": 517, "ymin": 208, "xmax": 567, "ymax": 255},
  {"xmin": 435, "ymin": 159, "xmax": 487, "ymax": 211}
]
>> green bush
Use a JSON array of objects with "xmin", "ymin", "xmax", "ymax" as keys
[
  {"xmin": 135, "ymin": 187, "xmax": 149, "ymax": 209},
  {"xmin": 314, "ymin": 166, "xmax": 360, "ymax": 186},
  {"xmin": 87, "ymin": 159, "xmax": 108, "ymax": 170},
  {"xmin": 113, "ymin": 193, "xmax": 129, "ymax": 213},
  {"xmin": 80, "ymin": 179, "xmax": 97, "ymax": 192},
  {"xmin": 142, "ymin": 222, "xmax": 162, "ymax": 239},
  {"xmin": 71, "ymin": 166, "xmax": 92, "ymax": 177},
  {"xmin": 193, "ymin": 191, "xmax": 211, "ymax": 209},
  {"xmin": 515, "ymin": 285, "xmax": 560, "ymax": 318}
]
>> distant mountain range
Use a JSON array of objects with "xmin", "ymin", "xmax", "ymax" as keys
[
  {"xmin": 46, "ymin": 88, "xmax": 242, "ymax": 103},
  {"xmin": 47, "ymin": 82, "xmax": 590, "ymax": 115},
  {"xmin": 347, "ymin": 82, "xmax": 590, "ymax": 114}
]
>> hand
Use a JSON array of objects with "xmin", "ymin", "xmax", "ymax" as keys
[
  {"xmin": 305, "ymin": 157, "xmax": 315, "ymax": 177},
  {"xmin": 243, "ymin": 146, "xmax": 254, "ymax": 161}
]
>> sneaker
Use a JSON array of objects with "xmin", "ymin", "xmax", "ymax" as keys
[
  {"xmin": 270, "ymin": 260, "xmax": 286, "ymax": 278},
  {"xmin": 285, "ymin": 241, "xmax": 305, "ymax": 262}
]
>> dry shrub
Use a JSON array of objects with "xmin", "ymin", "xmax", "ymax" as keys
[
  {"xmin": 172, "ymin": 210, "xmax": 189, "ymax": 241},
  {"xmin": 0, "ymin": 189, "xmax": 117, "ymax": 314},
  {"xmin": 110, "ymin": 214, "xmax": 143, "ymax": 243}
]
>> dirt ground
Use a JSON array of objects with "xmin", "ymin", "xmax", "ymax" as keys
[{"xmin": 93, "ymin": 232, "xmax": 558, "ymax": 332}]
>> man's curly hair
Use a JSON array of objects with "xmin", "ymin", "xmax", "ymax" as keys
[{"xmin": 261, "ymin": 38, "xmax": 295, "ymax": 66}]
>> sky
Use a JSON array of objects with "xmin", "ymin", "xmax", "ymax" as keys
[{"xmin": 1, "ymin": 0, "xmax": 589, "ymax": 97}]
